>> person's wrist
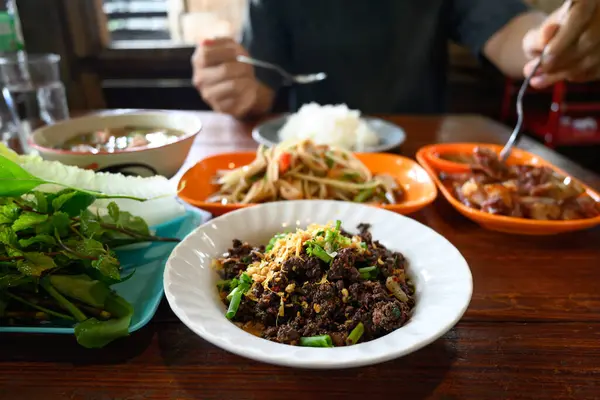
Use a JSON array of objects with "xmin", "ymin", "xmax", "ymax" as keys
[{"xmin": 244, "ymin": 78, "xmax": 272, "ymax": 118}]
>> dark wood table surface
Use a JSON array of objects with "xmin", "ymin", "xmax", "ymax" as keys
[{"xmin": 2, "ymin": 112, "xmax": 600, "ymax": 400}]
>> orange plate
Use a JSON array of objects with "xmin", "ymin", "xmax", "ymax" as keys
[
  {"xmin": 177, "ymin": 152, "xmax": 438, "ymax": 216},
  {"xmin": 416, "ymin": 143, "xmax": 600, "ymax": 235},
  {"xmin": 421, "ymin": 143, "xmax": 479, "ymax": 173}
]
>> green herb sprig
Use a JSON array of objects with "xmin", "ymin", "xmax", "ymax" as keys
[{"xmin": 0, "ymin": 154, "xmax": 179, "ymax": 348}]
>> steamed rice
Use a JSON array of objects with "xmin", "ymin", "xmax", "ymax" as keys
[{"xmin": 278, "ymin": 103, "xmax": 379, "ymax": 151}]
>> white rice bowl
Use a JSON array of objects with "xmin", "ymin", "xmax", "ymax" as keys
[{"xmin": 278, "ymin": 103, "xmax": 379, "ymax": 151}]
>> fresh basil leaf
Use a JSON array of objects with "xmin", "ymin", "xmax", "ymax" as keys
[
  {"xmin": 32, "ymin": 191, "xmax": 49, "ymax": 213},
  {"xmin": 0, "ymin": 202, "xmax": 20, "ymax": 225},
  {"xmin": 112, "ymin": 210, "xmax": 149, "ymax": 236},
  {"xmin": 36, "ymin": 212, "xmax": 71, "ymax": 237},
  {"xmin": 52, "ymin": 190, "xmax": 97, "ymax": 217},
  {"xmin": 49, "ymin": 274, "xmax": 111, "ymax": 308},
  {"xmin": 74, "ymin": 293, "xmax": 133, "ymax": 348},
  {"xmin": 80, "ymin": 238, "xmax": 107, "ymax": 258},
  {"xmin": 79, "ymin": 210, "xmax": 105, "ymax": 237},
  {"xmin": 16, "ymin": 252, "xmax": 57, "ymax": 277},
  {"xmin": 12, "ymin": 212, "xmax": 49, "ymax": 232},
  {"xmin": 91, "ymin": 254, "xmax": 121, "ymax": 281},
  {"xmin": 0, "ymin": 273, "xmax": 31, "ymax": 288},
  {"xmin": 0, "ymin": 155, "xmax": 48, "ymax": 197},
  {"xmin": 0, "ymin": 226, "xmax": 19, "ymax": 248},
  {"xmin": 18, "ymin": 234, "xmax": 56, "ymax": 249}
]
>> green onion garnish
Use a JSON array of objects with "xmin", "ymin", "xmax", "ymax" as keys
[
  {"xmin": 225, "ymin": 288, "xmax": 244, "ymax": 320},
  {"xmin": 300, "ymin": 334, "xmax": 334, "ymax": 348},
  {"xmin": 346, "ymin": 322, "xmax": 365, "ymax": 345},
  {"xmin": 224, "ymin": 273, "xmax": 253, "ymax": 319},
  {"xmin": 358, "ymin": 266, "xmax": 377, "ymax": 274},
  {"xmin": 306, "ymin": 242, "xmax": 332, "ymax": 263},
  {"xmin": 358, "ymin": 266, "xmax": 378, "ymax": 280},
  {"xmin": 266, "ymin": 233, "xmax": 287, "ymax": 252},
  {"xmin": 240, "ymin": 272, "xmax": 252, "ymax": 284},
  {"xmin": 324, "ymin": 229, "xmax": 334, "ymax": 243},
  {"xmin": 216, "ymin": 279, "xmax": 231, "ymax": 291},
  {"xmin": 226, "ymin": 285, "xmax": 241, "ymax": 301},
  {"xmin": 335, "ymin": 220, "xmax": 341, "ymax": 231}
]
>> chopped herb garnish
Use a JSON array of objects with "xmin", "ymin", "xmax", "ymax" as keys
[
  {"xmin": 216, "ymin": 279, "xmax": 231, "ymax": 291},
  {"xmin": 225, "ymin": 272, "xmax": 253, "ymax": 319},
  {"xmin": 229, "ymin": 277, "xmax": 240, "ymax": 290},
  {"xmin": 265, "ymin": 233, "xmax": 287, "ymax": 252},
  {"xmin": 358, "ymin": 266, "xmax": 378, "ymax": 280},
  {"xmin": 300, "ymin": 334, "xmax": 334, "ymax": 348},
  {"xmin": 346, "ymin": 322, "xmax": 365, "ymax": 345},
  {"xmin": 240, "ymin": 272, "xmax": 252, "ymax": 284},
  {"xmin": 225, "ymin": 288, "xmax": 244, "ymax": 320},
  {"xmin": 305, "ymin": 241, "xmax": 332, "ymax": 263}
]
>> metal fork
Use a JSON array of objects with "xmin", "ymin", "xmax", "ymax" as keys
[
  {"xmin": 236, "ymin": 55, "xmax": 327, "ymax": 85},
  {"xmin": 499, "ymin": 0, "xmax": 574, "ymax": 161}
]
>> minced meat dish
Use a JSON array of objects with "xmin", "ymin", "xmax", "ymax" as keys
[{"xmin": 214, "ymin": 221, "xmax": 415, "ymax": 347}]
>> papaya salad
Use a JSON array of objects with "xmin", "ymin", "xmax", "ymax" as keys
[
  {"xmin": 207, "ymin": 139, "xmax": 404, "ymax": 205},
  {"xmin": 214, "ymin": 221, "xmax": 415, "ymax": 347}
]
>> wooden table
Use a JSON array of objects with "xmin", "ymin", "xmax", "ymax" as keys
[{"xmin": 2, "ymin": 112, "xmax": 600, "ymax": 400}]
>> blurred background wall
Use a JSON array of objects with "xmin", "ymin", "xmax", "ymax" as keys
[{"xmin": 17, "ymin": 0, "xmax": 600, "ymax": 171}]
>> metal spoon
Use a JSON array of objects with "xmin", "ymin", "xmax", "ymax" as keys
[
  {"xmin": 236, "ymin": 55, "xmax": 327, "ymax": 85},
  {"xmin": 499, "ymin": 0, "xmax": 573, "ymax": 162}
]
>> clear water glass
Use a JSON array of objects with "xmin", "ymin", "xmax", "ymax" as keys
[{"xmin": 0, "ymin": 53, "xmax": 69, "ymax": 153}]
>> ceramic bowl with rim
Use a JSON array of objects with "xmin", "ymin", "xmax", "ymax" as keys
[
  {"xmin": 164, "ymin": 200, "xmax": 472, "ymax": 369},
  {"xmin": 30, "ymin": 110, "xmax": 203, "ymax": 178}
]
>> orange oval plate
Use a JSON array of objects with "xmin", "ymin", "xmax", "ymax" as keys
[
  {"xmin": 416, "ymin": 143, "xmax": 600, "ymax": 235},
  {"xmin": 178, "ymin": 152, "xmax": 438, "ymax": 216}
]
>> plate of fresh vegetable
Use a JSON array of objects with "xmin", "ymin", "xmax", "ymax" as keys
[{"xmin": 0, "ymin": 145, "xmax": 206, "ymax": 348}]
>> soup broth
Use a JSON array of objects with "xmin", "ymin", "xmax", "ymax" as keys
[{"xmin": 58, "ymin": 126, "xmax": 183, "ymax": 153}]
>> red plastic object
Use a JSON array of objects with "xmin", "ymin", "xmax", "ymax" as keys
[{"xmin": 501, "ymin": 79, "xmax": 600, "ymax": 148}]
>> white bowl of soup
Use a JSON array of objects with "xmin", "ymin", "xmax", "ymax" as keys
[{"xmin": 30, "ymin": 110, "xmax": 202, "ymax": 178}]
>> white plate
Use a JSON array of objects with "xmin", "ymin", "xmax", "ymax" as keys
[
  {"xmin": 164, "ymin": 200, "xmax": 472, "ymax": 369},
  {"xmin": 252, "ymin": 115, "xmax": 406, "ymax": 152}
]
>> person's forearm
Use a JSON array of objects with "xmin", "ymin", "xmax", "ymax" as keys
[
  {"xmin": 483, "ymin": 11, "xmax": 547, "ymax": 78},
  {"xmin": 245, "ymin": 81, "xmax": 275, "ymax": 118}
]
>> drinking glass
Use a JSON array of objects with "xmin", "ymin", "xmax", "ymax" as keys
[{"xmin": 0, "ymin": 53, "xmax": 69, "ymax": 153}]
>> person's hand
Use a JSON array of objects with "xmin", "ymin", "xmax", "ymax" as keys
[
  {"xmin": 192, "ymin": 38, "xmax": 260, "ymax": 118},
  {"xmin": 522, "ymin": 0, "xmax": 600, "ymax": 88}
]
